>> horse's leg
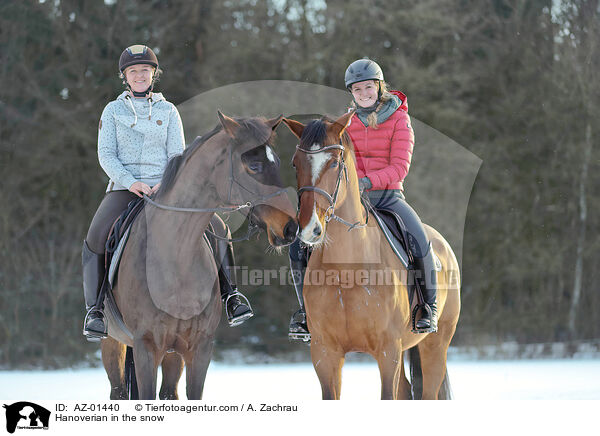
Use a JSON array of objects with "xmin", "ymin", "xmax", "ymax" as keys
[
  {"xmin": 398, "ymin": 351, "xmax": 412, "ymax": 400},
  {"xmin": 183, "ymin": 335, "xmax": 214, "ymax": 400},
  {"xmin": 101, "ymin": 337, "xmax": 128, "ymax": 400},
  {"xmin": 417, "ymin": 321, "xmax": 457, "ymax": 400},
  {"xmin": 310, "ymin": 340, "xmax": 345, "ymax": 400},
  {"xmin": 159, "ymin": 352, "xmax": 184, "ymax": 400},
  {"xmin": 375, "ymin": 343, "xmax": 405, "ymax": 400},
  {"xmin": 132, "ymin": 337, "xmax": 161, "ymax": 400}
]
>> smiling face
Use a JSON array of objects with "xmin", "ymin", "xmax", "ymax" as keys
[
  {"xmin": 124, "ymin": 64, "xmax": 155, "ymax": 94},
  {"xmin": 350, "ymin": 80, "xmax": 379, "ymax": 108}
]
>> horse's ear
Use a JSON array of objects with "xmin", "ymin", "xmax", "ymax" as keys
[
  {"xmin": 266, "ymin": 114, "xmax": 284, "ymax": 131},
  {"xmin": 282, "ymin": 117, "xmax": 305, "ymax": 139},
  {"xmin": 217, "ymin": 110, "xmax": 240, "ymax": 138},
  {"xmin": 332, "ymin": 111, "xmax": 354, "ymax": 138}
]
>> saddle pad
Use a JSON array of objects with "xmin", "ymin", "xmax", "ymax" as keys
[
  {"xmin": 370, "ymin": 207, "xmax": 442, "ymax": 272},
  {"xmin": 100, "ymin": 197, "xmax": 144, "ymax": 341},
  {"xmin": 371, "ymin": 209, "xmax": 410, "ymax": 268},
  {"xmin": 108, "ymin": 225, "xmax": 131, "ymax": 289}
]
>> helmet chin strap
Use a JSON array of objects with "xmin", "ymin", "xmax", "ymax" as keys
[{"xmin": 130, "ymin": 85, "xmax": 152, "ymax": 97}]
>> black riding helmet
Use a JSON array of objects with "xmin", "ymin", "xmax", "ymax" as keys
[
  {"xmin": 119, "ymin": 44, "xmax": 159, "ymax": 97},
  {"xmin": 344, "ymin": 58, "xmax": 384, "ymax": 90},
  {"xmin": 119, "ymin": 44, "xmax": 158, "ymax": 72}
]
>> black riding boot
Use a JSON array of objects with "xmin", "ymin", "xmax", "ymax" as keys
[
  {"xmin": 82, "ymin": 240, "xmax": 107, "ymax": 342},
  {"xmin": 218, "ymin": 239, "xmax": 253, "ymax": 327},
  {"xmin": 412, "ymin": 242, "xmax": 438, "ymax": 333},
  {"xmin": 288, "ymin": 241, "xmax": 310, "ymax": 342}
]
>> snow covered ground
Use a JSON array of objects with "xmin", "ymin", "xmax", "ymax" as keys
[
  {"xmin": 2, "ymin": 359, "xmax": 598, "ymax": 436},
  {"xmin": 2, "ymin": 358, "xmax": 599, "ymax": 401}
]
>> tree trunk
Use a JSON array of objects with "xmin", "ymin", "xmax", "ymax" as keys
[{"xmin": 569, "ymin": 122, "xmax": 592, "ymax": 336}]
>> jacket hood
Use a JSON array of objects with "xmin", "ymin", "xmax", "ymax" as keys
[
  {"xmin": 389, "ymin": 90, "xmax": 408, "ymax": 111},
  {"xmin": 116, "ymin": 91, "xmax": 166, "ymax": 127}
]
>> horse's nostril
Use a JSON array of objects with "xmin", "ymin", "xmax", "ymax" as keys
[
  {"xmin": 284, "ymin": 219, "xmax": 299, "ymax": 240},
  {"xmin": 313, "ymin": 226, "xmax": 321, "ymax": 237}
]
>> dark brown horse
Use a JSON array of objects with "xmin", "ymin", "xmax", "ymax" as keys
[
  {"xmin": 283, "ymin": 113, "xmax": 461, "ymax": 400},
  {"xmin": 100, "ymin": 112, "xmax": 298, "ymax": 400}
]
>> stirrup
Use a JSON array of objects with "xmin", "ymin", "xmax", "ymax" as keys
[
  {"xmin": 224, "ymin": 290, "xmax": 254, "ymax": 327},
  {"xmin": 411, "ymin": 304, "xmax": 437, "ymax": 334},
  {"xmin": 288, "ymin": 310, "xmax": 311, "ymax": 344},
  {"xmin": 83, "ymin": 307, "xmax": 107, "ymax": 342},
  {"xmin": 288, "ymin": 331, "xmax": 311, "ymax": 343}
]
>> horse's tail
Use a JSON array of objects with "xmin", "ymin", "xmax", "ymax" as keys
[
  {"xmin": 125, "ymin": 346, "xmax": 139, "ymax": 400},
  {"xmin": 407, "ymin": 345, "xmax": 453, "ymax": 400}
]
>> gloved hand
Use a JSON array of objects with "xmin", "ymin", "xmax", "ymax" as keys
[{"xmin": 358, "ymin": 177, "xmax": 372, "ymax": 193}]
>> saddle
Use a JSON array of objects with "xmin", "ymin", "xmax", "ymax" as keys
[{"xmin": 364, "ymin": 198, "xmax": 441, "ymax": 306}]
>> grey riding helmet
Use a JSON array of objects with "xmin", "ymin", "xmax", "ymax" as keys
[{"xmin": 344, "ymin": 59, "xmax": 384, "ymax": 89}]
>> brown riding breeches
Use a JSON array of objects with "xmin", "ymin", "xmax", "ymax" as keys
[{"xmin": 86, "ymin": 190, "xmax": 139, "ymax": 254}]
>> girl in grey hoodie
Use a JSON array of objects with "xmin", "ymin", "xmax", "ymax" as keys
[{"xmin": 82, "ymin": 45, "xmax": 253, "ymax": 341}]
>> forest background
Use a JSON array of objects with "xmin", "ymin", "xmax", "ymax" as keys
[{"xmin": 1, "ymin": 0, "xmax": 598, "ymax": 368}]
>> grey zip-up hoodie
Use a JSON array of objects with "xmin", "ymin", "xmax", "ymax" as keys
[{"xmin": 97, "ymin": 91, "xmax": 185, "ymax": 192}]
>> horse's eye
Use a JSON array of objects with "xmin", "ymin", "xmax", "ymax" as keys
[
  {"xmin": 249, "ymin": 162, "xmax": 263, "ymax": 173},
  {"xmin": 330, "ymin": 161, "xmax": 339, "ymax": 169}
]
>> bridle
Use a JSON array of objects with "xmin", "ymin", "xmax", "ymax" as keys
[
  {"xmin": 295, "ymin": 143, "xmax": 367, "ymax": 231},
  {"xmin": 143, "ymin": 141, "xmax": 288, "ymax": 242}
]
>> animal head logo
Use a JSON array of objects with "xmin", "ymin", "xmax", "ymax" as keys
[{"xmin": 3, "ymin": 402, "xmax": 50, "ymax": 434}]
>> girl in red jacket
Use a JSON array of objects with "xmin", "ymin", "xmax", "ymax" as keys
[{"xmin": 288, "ymin": 59, "xmax": 438, "ymax": 342}]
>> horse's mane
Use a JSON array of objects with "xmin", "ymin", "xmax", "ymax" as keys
[
  {"xmin": 299, "ymin": 118, "xmax": 329, "ymax": 150},
  {"xmin": 157, "ymin": 117, "xmax": 273, "ymax": 197},
  {"xmin": 299, "ymin": 116, "xmax": 355, "ymax": 153}
]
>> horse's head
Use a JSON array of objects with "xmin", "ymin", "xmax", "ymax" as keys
[
  {"xmin": 156, "ymin": 111, "xmax": 298, "ymax": 247},
  {"xmin": 283, "ymin": 112, "xmax": 355, "ymax": 245},
  {"xmin": 213, "ymin": 112, "xmax": 298, "ymax": 247}
]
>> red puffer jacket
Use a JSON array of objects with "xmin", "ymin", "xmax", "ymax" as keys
[{"xmin": 346, "ymin": 90, "xmax": 414, "ymax": 191}]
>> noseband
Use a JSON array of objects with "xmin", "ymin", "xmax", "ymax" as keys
[{"xmin": 295, "ymin": 143, "xmax": 367, "ymax": 231}]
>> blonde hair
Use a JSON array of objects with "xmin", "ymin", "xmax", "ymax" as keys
[{"xmin": 350, "ymin": 81, "xmax": 393, "ymax": 128}]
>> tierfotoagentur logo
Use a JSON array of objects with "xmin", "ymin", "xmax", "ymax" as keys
[{"xmin": 3, "ymin": 402, "xmax": 50, "ymax": 433}]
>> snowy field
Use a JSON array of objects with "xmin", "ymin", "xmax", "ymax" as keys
[
  {"xmin": 2, "ymin": 358, "xmax": 600, "ymax": 401},
  {"xmin": 2, "ymin": 359, "xmax": 599, "ymax": 436}
]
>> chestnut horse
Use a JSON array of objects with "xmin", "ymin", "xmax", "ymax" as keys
[
  {"xmin": 283, "ymin": 113, "xmax": 460, "ymax": 400},
  {"xmin": 100, "ymin": 112, "xmax": 298, "ymax": 399}
]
